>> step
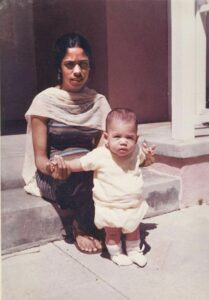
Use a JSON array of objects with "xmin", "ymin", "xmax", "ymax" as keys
[
  {"xmin": 143, "ymin": 168, "xmax": 180, "ymax": 218},
  {"xmin": 1, "ymin": 188, "xmax": 68, "ymax": 255},
  {"xmin": 1, "ymin": 134, "xmax": 26, "ymax": 190},
  {"xmin": 1, "ymin": 134, "xmax": 181, "ymax": 254},
  {"xmin": 1, "ymin": 169, "xmax": 180, "ymax": 254}
]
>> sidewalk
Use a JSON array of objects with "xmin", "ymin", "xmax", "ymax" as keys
[{"xmin": 2, "ymin": 204, "xmax": 209, "ymax": 300}]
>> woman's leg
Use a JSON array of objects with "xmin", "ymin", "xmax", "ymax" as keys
[
  {"xmin": 105, "ymin": 227, "xmax": 132, "ymax": 266},
  {"xmin": 69, "ymin": 172, "xmax": 103, "ymax": 253},
  {"xmin": 36, "ymin": 170, "xmax": 102, "ymax": 253},
  {"xmin": 126, "ymin": 225, "xmax": 147, "ymax": 267},
  {"xmin": 35, "ymin": 169, "xmax": 73, "ymax": 229}
]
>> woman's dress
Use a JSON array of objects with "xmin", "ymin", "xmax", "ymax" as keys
[
  {"xmin": 36, "ymin": 120, "xmax": 102, "ymax": 232},
  {"xmin": 22, "ymin": 86, "xmax": 111, "ymax": 233}
]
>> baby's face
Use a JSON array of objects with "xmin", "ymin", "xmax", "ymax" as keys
[{"xmin": 105, "ymin": 119, "xmax": 138, "ymax": 158}]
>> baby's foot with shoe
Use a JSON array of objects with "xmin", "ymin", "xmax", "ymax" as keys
[
  {"xmin": 111, "ymin": 253, "xmax": 133, "ymax": 266},
  {"xmin": 127, "ymin": 250, "xmax": 147, "ymax": 267},
  {"xmin": 126, "ymin": 240, "xmax": 147, "ymax": 267},
  {"xmin": 106, "ymin": 243, "xmax": 133, "ymax": 266}
]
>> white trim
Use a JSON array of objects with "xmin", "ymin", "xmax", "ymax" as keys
[
  {"xmin": 195, "ymin": 2, "xmax": 209, "ymax": 125},
  {"xmin": 171, "ymin": 0, "xmax": 196, "ymax": 140}
]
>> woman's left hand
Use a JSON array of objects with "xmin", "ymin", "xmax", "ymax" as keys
[{"xmin": 48, "ymin": 155, "xmax": 71, "ymax": 180}]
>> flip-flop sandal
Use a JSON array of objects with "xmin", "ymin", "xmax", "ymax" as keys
[
  {"xmin": 72, "ymin": 221, "xmax": 102, "ymax": 254},
  {"xmin": 74, "ymin": 235, "xmax": 102, "ymax": 254}
]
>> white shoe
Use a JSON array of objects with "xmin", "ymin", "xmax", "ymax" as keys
[
  {"xmin": 127, "ymin": 250, "xmax": 147, "ymax": 267},
  {"xmin": 111, "ymin": 254, "xmax": 133, "ymax": 266}
]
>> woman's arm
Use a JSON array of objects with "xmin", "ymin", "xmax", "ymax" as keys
[
  {"xmin": 31, "ymin": 116, "xmax": 75, "ymax": 179},
  {"xmin": 31, "ymin": 116, "xmax": 50, "ymax": 175}
]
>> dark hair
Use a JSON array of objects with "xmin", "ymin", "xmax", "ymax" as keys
[
  {"xmin": 106, "ymin": 108, "xmax": 138, "ymax": 132},
  {"xmin": 54, "ymin": 32, "xmax": 92, "ymax": 72}
]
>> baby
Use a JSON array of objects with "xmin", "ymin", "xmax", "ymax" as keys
[{"xmin": 49, "ymin": 108, "xmax": 155, "ymax": 266}]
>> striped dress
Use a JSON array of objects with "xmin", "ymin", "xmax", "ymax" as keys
[
  {"xmin": 35, "ymin": 120, "xmax": 102, "ymax": 232},
  {"xmin": 23, "ymin": 86, "xmax": 111, "ymax": 233}
]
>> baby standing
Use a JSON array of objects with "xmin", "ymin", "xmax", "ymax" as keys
[{"xmin": 49, "ymin": 108, "xmax": 155, "ymax": 266}]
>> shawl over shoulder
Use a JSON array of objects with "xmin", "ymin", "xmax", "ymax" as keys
[{"xmin": 22, "ymin": 86, "xmax": 111, "ymax": 196}]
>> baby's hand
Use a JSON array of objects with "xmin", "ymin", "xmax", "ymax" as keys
[
  {"xmin": 142, "ymin": 142, "xmax": 156, "ymax": 157},
  {"xmin": 45, "ymin": 159, "xmax": 57, "ymax": 175},
  {"xmin": 53, "ymin": 155, "xmax": 71, "ymax": 179},
  {"xmin": 46, "ymin": 155, "xmax": 71, "ymax": 179},
  {"xmin": 142, "ymin": 142, "xmax": 156, "ymax": 166}
]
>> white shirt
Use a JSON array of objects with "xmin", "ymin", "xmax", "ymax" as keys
[{"xmin": 80, "ymin": 145, "xmax": 145, "ymax": 209}]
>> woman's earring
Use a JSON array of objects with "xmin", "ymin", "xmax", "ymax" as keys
[
  {"xmin": 57, "ymin": 70, "xmax": 62, "ymax": 82},
  {"xmin": 105, "ymin": 142, "xmax": 109, "ymax": 148}
]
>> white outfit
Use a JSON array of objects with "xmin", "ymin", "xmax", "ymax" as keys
[{"xmin": 80, "ymin": 146, "xmax": 148, "ymax": 233}]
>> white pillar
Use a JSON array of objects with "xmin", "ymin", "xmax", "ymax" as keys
[
  {"xmin": 195, "ymin": 3, "xmax": 209, "ymax": 124},
  {"xmin": 171, "ymin": 0, "xmax": 196, "ymax": 140}
]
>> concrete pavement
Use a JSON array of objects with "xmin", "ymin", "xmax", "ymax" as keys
[{"xmin": 2, "ymin": 204, "xmax": 209, "ymax": 300}]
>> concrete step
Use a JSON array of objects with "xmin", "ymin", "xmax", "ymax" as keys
[
  {"xmin": 1, "ymin": 134, "xmax": 181, "ymax": 254},
  {"xmin": 1, "ymin": 169, "xmax": 180, "ymax": 255},
  {"xmin": 1, "ymin": 134, "xmax": 26, "ymax": 190},
  {"xmin": 1, "ymin": 188, "xmax": 66, "ymax": 255},
  {"xmin": 143, "ymin": 168, "xmax": 180, "ymax": 218}
]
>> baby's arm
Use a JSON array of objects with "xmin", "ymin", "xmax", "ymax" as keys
[
  {"xmin": 67, "ymin": 157, "xmax": 84, "ymax": 172},
  {"xmin": 140, "ymin": 142, "xmax": 156, "ymax": 167},
  {"xmin": 47, "ymin": 155, "xmax": 84, "ymax": 179}
]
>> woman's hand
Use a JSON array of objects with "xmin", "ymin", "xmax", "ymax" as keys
[{"xmin": 46, "ymin": 155, "xmax": 71, "ymax": 180}]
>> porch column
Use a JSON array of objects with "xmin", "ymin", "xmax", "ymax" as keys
[{"xmin": 170, "ymin": 0, "xmax": 196, "ymax": 140}]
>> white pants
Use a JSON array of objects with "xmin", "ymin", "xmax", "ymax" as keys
[{"xmin": 94, "ymin": 201, "xmax": 148, "ymax": 233}]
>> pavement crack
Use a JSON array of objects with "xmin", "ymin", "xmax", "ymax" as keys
[
  {"xmin": 53, "ymin": 242, "xmax": 130, "ymax": 300},
  {"xmin": 2, "ymin": 247, "xmax": 40, "ymax": 260}
]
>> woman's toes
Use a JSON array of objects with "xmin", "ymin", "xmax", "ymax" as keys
[
  {"xmin": 93, "ymin": 238, "xmax": 102, "ymax": 250},
  {"xmin": 76, "ymin": 235, "xmax": 99, "ymax": 252}
]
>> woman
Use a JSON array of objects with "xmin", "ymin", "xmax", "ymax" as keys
[{"xmin": 22, "ymin": 32, "xmax": 111, "ymax": 253}]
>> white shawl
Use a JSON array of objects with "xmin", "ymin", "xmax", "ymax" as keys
[{"xmin": 22, "ymin": 86, "xmax": 111, "ymax": 196}]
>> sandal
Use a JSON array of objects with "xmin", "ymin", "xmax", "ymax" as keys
[
  {"xmin": 74, "ymin": 235, "xmax": 102, "ymax": 254},
  {"xmin": 72, "ymin": 221, "xmax": 102, "ymax": 254}
]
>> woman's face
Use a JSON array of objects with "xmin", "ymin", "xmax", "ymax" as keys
[{"xmin": 60, "ymin": 47, "xmax": 90, "ymax": 92}]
